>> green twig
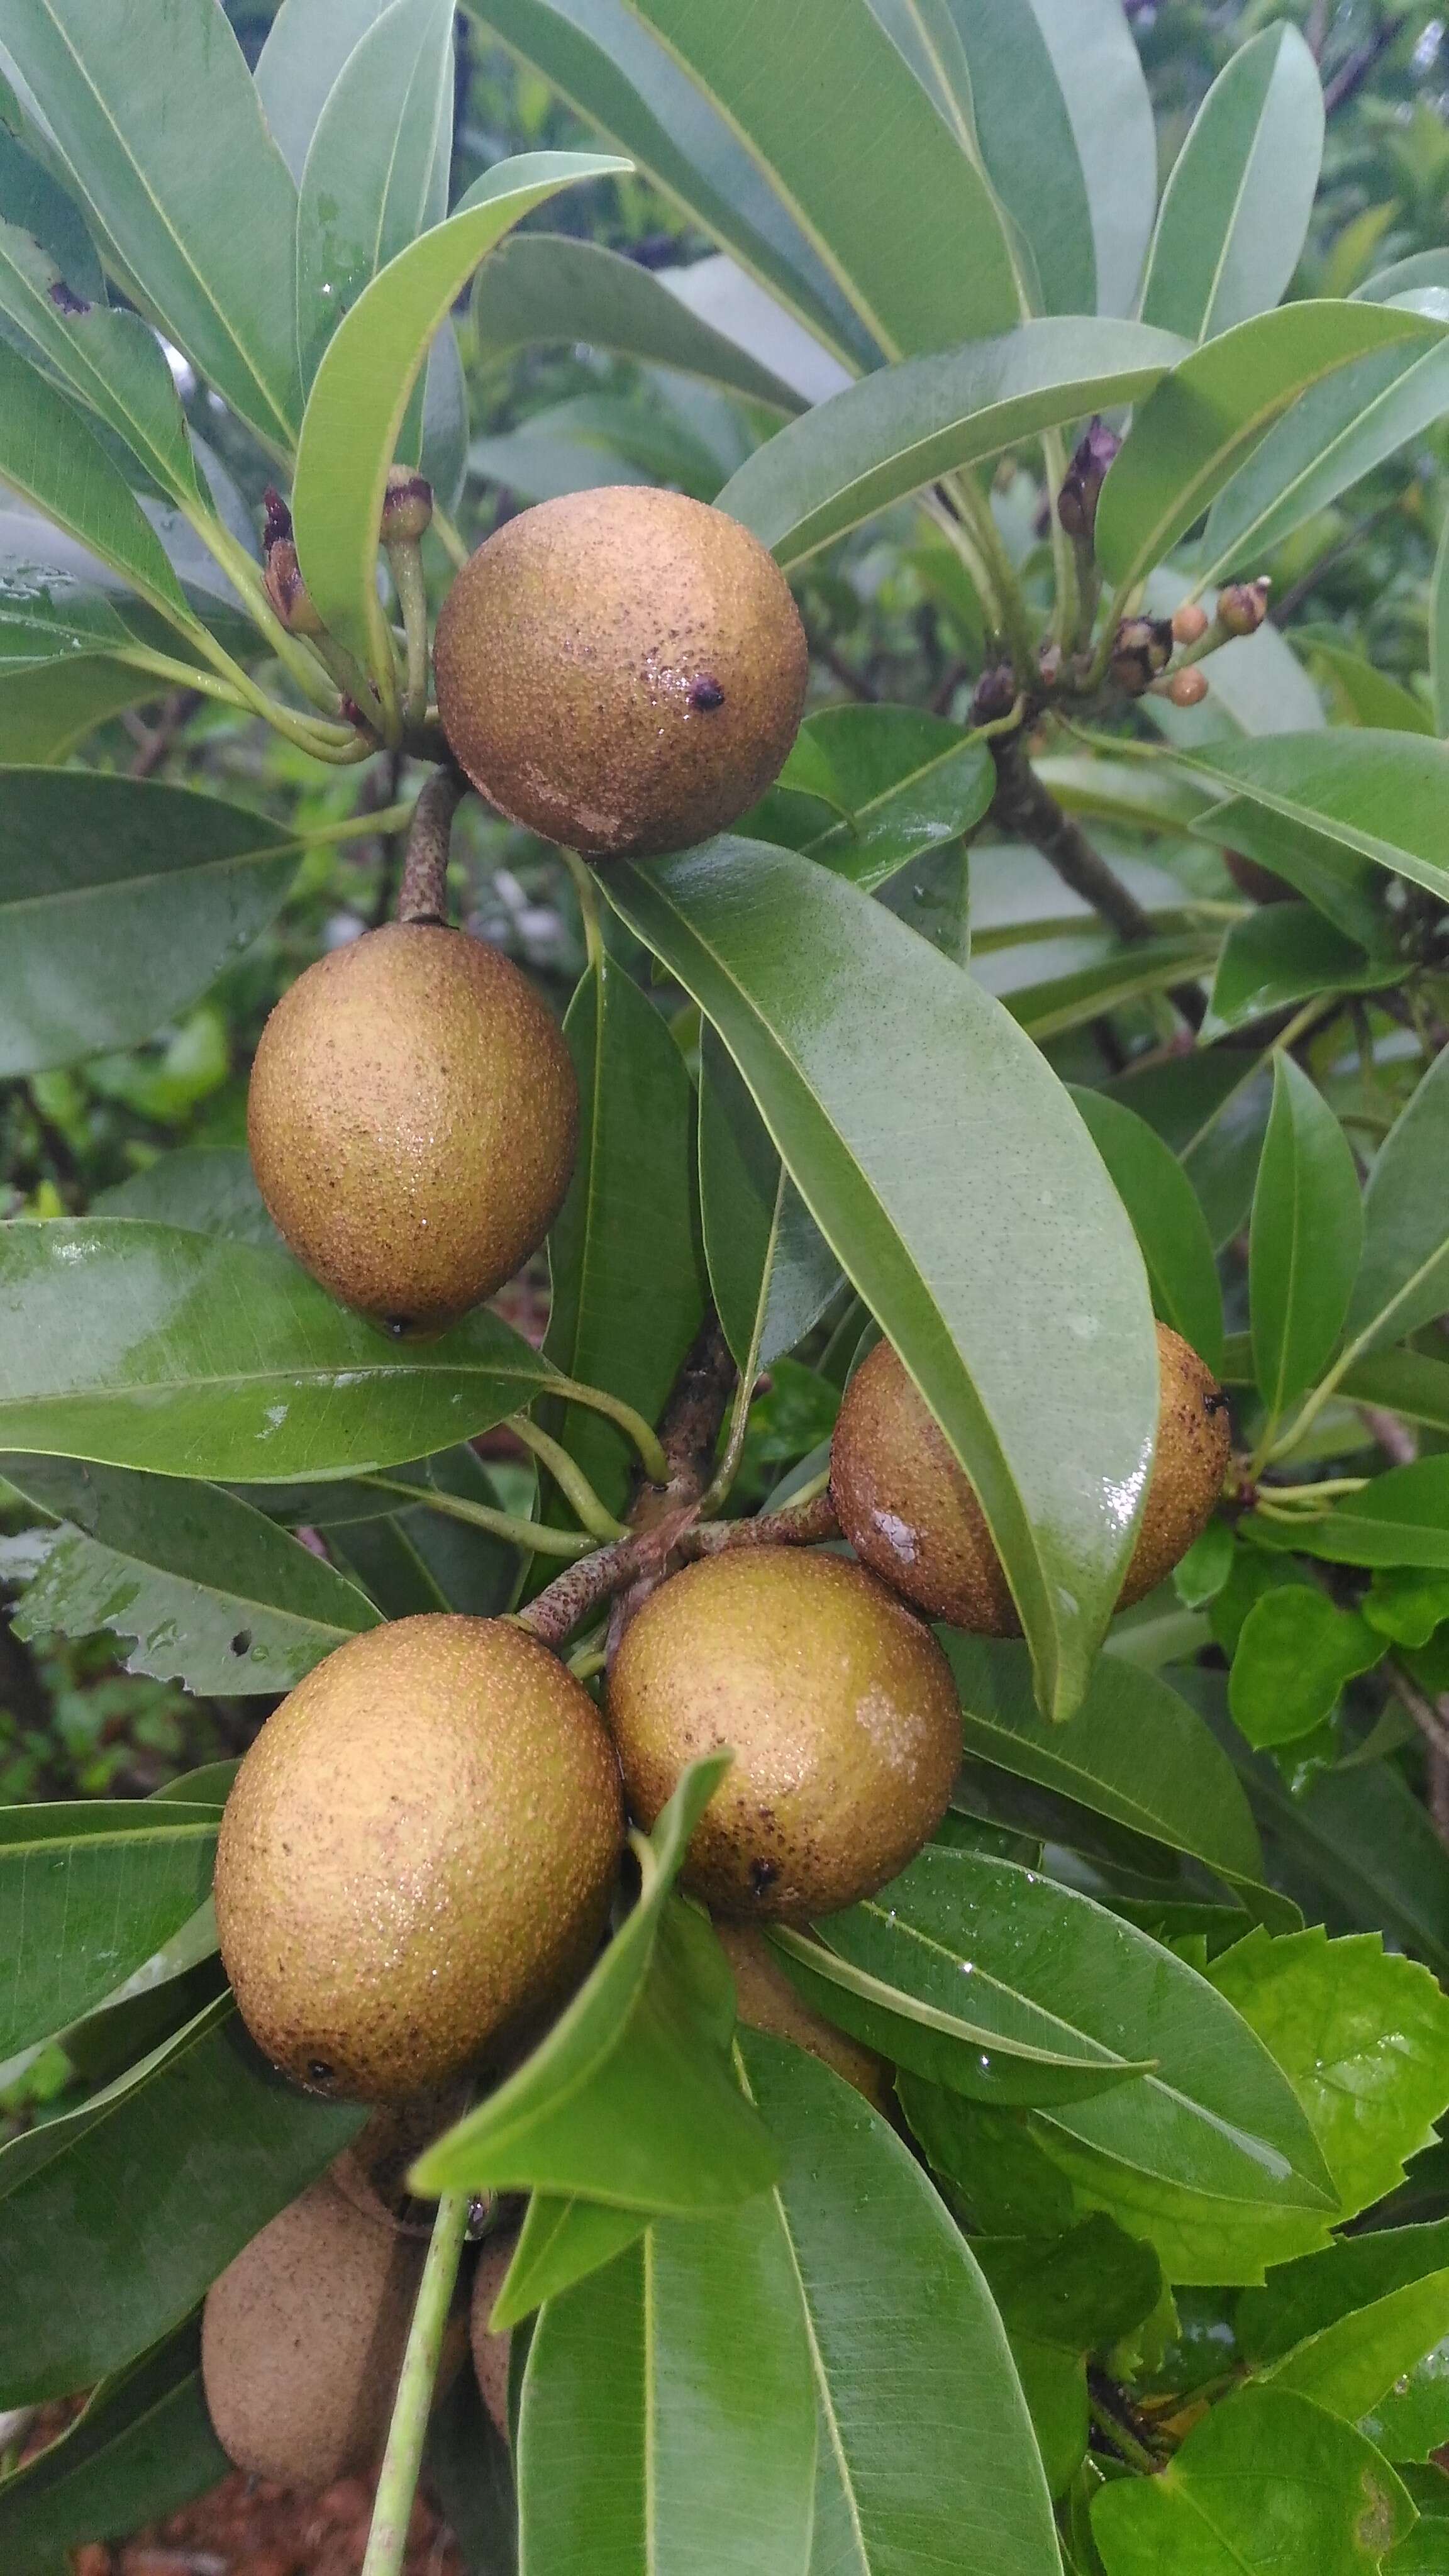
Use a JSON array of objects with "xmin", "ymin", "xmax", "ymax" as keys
[
  {"xmin": 552, "ymin": 1376, "xmax": 670, "ymax": 1485},
  {"xmin": 510, "ymin": 1413, "xmax": 630, "ymax": 1541},
  {"xmin": 432, "ymin": 503, "xmax": 470, "ymax": 572},
  {"xmin": 362, "ymin": 2190, "xmax": 470, "ymax": 2576},
  {"xmin": 359, "ymin": 1475, "xmax": 596, "ymax": 1558},
  {"xmin": 389, "ymin": 537, "xmax": 431, "ymax": 726}
]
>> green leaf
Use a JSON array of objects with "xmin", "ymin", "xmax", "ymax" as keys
[
  {"xmin": 0, "ymin": 116, "xmax": 102, "ymax": 301},
  {"xmin": 1241, "ymin": 2225, "xmax": 1449, "ymax": 2465},
  {"xmin": 1210, "ymin": 902, "xmax": 1389, "ymax": 1031},
  {"xmin": 254, "ymin": 0, "xmax": 392, "ymax": 184},
  {"xmin": 1252, "ymin": 1458, "xmax": 1449, "ymax": 1574},
  {"xmin": 812, "ymin": 1846, "xmax": 1333, "ymax": 2211},
  {"xmin": 1091, "ymin": 2385, "xmax": 1413, "ymax": 2576},
  {"xmin": 94, "ymin": 1146, "xmax": 277, "ymax": 1245},
  {"xmin": 472, "ymin": 230, "xmax": 802, "ymax": 413},
  {"xmin": 517, "ymin": 2199, "xmax": 816, "ymax": 2576},
  {"xmin": 462, "ymin": 0, "xmax": 873, "ymax": 366},
  {"xmin": 292, "ymin": 150, "xmax": 626, "ymax": 676},
  {"xmin": 0, "ymin": 1996, "xmax": 362, "ymax": 2404},
  {"xmin": 606, "ymin": 841, "xmax": 1158, "ymax": 1722},
  {"xmin": 1, "ymin": 1454, "xmax": 377, "ymax": 1692},
  {"xmin": 0, "ymin": 657, "xmax": 159, "ymax": 761},
  {"xmin": 0, "ymin": 1796, "xmax": 217, "ymax": 2062},
  {"xmin": 1250, "ymin": 1055, "xmax": 1364, "ymax": 1421},
  {"xmin": 1347, "ymin": 1044, "xmax": 1449, "ymax": 1360},
  {"xmin": 698, "ymin": 1024, "xmax": 840, "ymax": 1377},
  {"xmin": 979, "ymin": 929, "xmax": 1219, "ymax": 1043},
  {"xmin": 1068, "ymin": 1086, "xmax": 1224, "ymax": 1374},
  {"xmin": 0, "ymin": 221, "xmax": 202, "ymax": 504},
  {"xmin": 1433, "ymin": 509, "xmax": 1449, "ymax": 740},
  {"xmin": 1105, "ymin": 1047, "xmax": 1273, "ymax": 1252},
  {"xmin": 0, "ymin": 2318, "xmax": 228, "ymax": 2573},
  {"xmin": 1228, "ymin": 1589, "xmax": 1383, "ymax": 1750},
  {"xmin": 543, "ymin": 953, "xmax": 706, "ymax": 1519},
  {"xmin": 413, "ymin": 1760, "xmax": 779, "ymax": 2213},
  {"xmin": 0, "ymin": 1220, "xmax": 558, "ymax": 1480},
  {"xmin": 718, "ymin": 317, "xmax": 1187, "ymax": 569},
  {"xmin": 1263, "ymin": 2270, "xmax": 1449, "ymax": 2441},
  {"xmin": 295, "ymin": 0, "xmax": 456, "ymax": 388},
  {"xmin": 325, "ymin": 1448, "xmax": 521, "ymax": 1621},
  {"xmin": 1202, "ymin": 340, "xmax": 1449, "ymax": 588},
  {"xmin": 1310, "ymin": 642, "xmax": 1436, "ymax": 737},
  {"xmin": 1390, "ymin": 2468, "xmax": 1449, "ymax": 2573},
  {"xmin": 972, "ymin": 2221, "xmax": 1162, "ymax": 2498},
  {"xmin": 0, "ymin": 0, "xmax": 303, "ymax": 453},
  {"xmin": 1170, "ymin": 730, "xmax": 1449, "ymax": 913},
  {"xmin": 1096, "ymin": 302, "xmax": 1444, "ymax": 595},
  {"xmin": 492, "ymin": 2192, "xmax": 648, "ymax": 2333},
  {"xmin": 1138, "ymin": 26, "xmax": 1324, "ymax": 344},
  {"xmin": 0, "ymin": 771, "xmax": 306, "ymax": 1075},
  {"xmin": 945, "ymin": 1634, "xmax": 1264, "ymax": 1887},
  {"xmin": 621, "ymin": 0, "xmax": 1021, "ymax": 360},
  {"xmin": 738, "ymin": 2029, "xmax": 1062, "ymax": 2576},
  {"xmin": 426, "ymin": 2360, "xmax": 518, "ymax": 2576},
  {"xmin": 748, "ymin": 704, "xmax": 996, "ymax": 892},
  {"xmin": 0, "ymin": 340, "xmax": 188, "ymax": 620}
]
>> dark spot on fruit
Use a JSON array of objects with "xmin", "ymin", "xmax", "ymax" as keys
[
  {"xmin": 1204, "ymin": 1391, "xmax": 1231, "ymax": 1418},
  {"xmin": 230, "ymin": 1629, "xmax": 253, "ymax": 1658},
  {"xmin": 689, "ymin": 677, "xmax": 726, "ymax": 712},
  {"xmin": 308, "ymin": 2060, "xmax": 336, "ymax": 2088},
  {"xmin": 749, "ymin": 1856, "xmax": 780, "ymax": 1897},
  {"xmin": 385, "ymin": 1316, "xmax": 416, "ymax": 1340},
  {"xmin": 49, "ymin": 277, "xmax": 91, "ymax": 315}
]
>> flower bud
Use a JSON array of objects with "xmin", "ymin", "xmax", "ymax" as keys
[
  {"xmin": 382, "ymin": 466, "xmax": 433, "ymax": 545},
  {"xmin": 970, "ymin": 662, "xmax": 1019, "ymax": 726},
  {"xmin": 1057, "ymin": 418, "xmax": 1121, "ymax": 542},
  {"xmin": 1166, "ymin": 667, "xmax": 1209, "ymax": 708},
  {"xmin": 1218, "ymin": 579, "xmax": 1270, "ymax": 639},
  {"xmin": 1109, "ymin": 616, "xmax": 1174, "ymax": 697},
  {"xmin": 1171, "ymin": 602, "xmax": 1209, "ymax": 647},
  {"xmin": 262, "ymin": 486, "xmax": 294, "ymax": 550},
  {"xmin": 264, "ymin": 536, "xmax": 323, "ymax": 637}
]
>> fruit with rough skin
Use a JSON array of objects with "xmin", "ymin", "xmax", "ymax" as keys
[
  {"xmin": 606, "ymin": 1547, "xmax": 960, "ymax": 1923},
  {"xmin": 469, "ymin": 2233, "xmax": 519, "ymax": 2444},
  {"xmin": 247, "ymin": 920, "xmax": 577, "ymax": 1332},
  {"xmin": 202, "ymin": 2171, "xmax": 425, "ymax": 2487},
  {"xmin": 433, "ymin": 486, "xmax": 809, "ymax": 859},
  {"xmin": 715, "ymin": 1922, "xmax": 891, "ymax": 2109},
  {"xmin": 214, "ymin": 1615, "xmax": 623, "ymax": 2102},
  {"xmin": 830, "ymin": 1324, "xmax": 1231, "ymax": 1634}
]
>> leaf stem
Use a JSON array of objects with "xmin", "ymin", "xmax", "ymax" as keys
[
  {"xmin": 551, "ymin": 1377, "xmax": 670, "ymax": 1485},
  {"xmin": 359, "ymin": 1476, "xmax": 596, "ymax": 1558},
  {"xmin": 361, "ymin": 2189, "xmax": 470, "ymax": 2576},
  {"xmin": 397, "ymin": 767, "xmax": 468, "ymax": 925},
  {"xmin": 432, "ymin": 504, "xmax": 470, "ymax": 572},
  {"xmin": 177, "ymin": 499, "xmax": 344, "ymax": 714},
  {"xmin": 509, "ymin": 1413, "xmax": 629, "ymax": 1540},
  {"xmin": 388, "ymin": 537, "xmax": 431, "ymax": 726},
  {"xmin": 942, "ymin": 471, "xmax": 1038, "ymax": 684},
  {"xmin": 1088, "ymin": 2390, "xmax": 1160, "ymax": 2477},
  {"xmin": 559, "ymin": 846, "xmax": 605, "ymax": 974}
]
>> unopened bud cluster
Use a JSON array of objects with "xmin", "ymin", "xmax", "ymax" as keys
[
  {"xmin": 1057, "ymin": 418, "xmax": 1121, "ymax": 543},
  {"xmin": 382, "ymin": 465, "xmax": 434, "ymax": 546}
]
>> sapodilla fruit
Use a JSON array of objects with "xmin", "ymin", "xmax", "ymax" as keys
[
  {"xmin": 214, "ymin": 1616, "xmax": 623, "ymax": 2102},
  {"xmin": 831, "ymin": 1324, "xmax": 1231, "ymax": 1633},
  {"xmin": 202, "ymin": 2170, "xmax": 424, "ymax": 2487},
  {"xmin": 433, "ymin": 487, "xmax": 809, "ymax": 858},
  {"xmin": 606, "ymin": 1547, "xmax": 960, "ymax": 1923},
  {"xmin": 247, "ymin": 919, "xmax": 577, "ymax": 1332}
]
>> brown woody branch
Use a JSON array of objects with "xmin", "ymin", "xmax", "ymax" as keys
[{"xmin": 397, "ymin": 765, "xmax": 469, "ymax": 926}]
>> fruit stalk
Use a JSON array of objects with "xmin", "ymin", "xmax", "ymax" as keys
[
  {"xmin": 397, "ymin": 766, "xmax": 469, "ymax": 926},
  {"xmin": 361, "ymin": 2188, "xmax": 472, "ymax": 2576}
]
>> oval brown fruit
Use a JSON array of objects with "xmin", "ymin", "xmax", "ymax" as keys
[
  {"xmin": 831, "ymin": 1323, "xmax": 1231, "ymax": 1634},
  {"xmin": 433, "ymin": 487, "xmax": 809, "ymax": 859},
  {"xmin": 214, "ymin": 1615, "xmax": 623, "ymax": 2102},
  {"xmin": 202, "ymin": 2170, "xmax": 425, "ymax": 2487},
  {"xmin": 606, "ymin": 1547, "xmax": 960, "ymax": 1923},
  {"xmin": 247, "ymin": 919, "xmax": 578, "ymax": 1331}
]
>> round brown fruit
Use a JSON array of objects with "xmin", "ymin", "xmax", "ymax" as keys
[
  {"xmin": 202, "ymin": 2170, "xmax": 425, "ymax": 2487},
  {"xmin": 247, "ymin": 919, "xmax": 578, "ymax": 1333},
  {"xmin": 433, "ymin": 487, "xmax": 809, "ymax": 859},
  {"xmin": 606, "ymin": 1547, "xmax": 960, "ymax": 1923},
  {"xmin": 214, "ymin": 1615, "xmax": 623, "ymax": 2102},
  {"xmin": 714, "ymin": 1922, "xmax": 891, "ymax": 2110},
  {"xmin": 830, "ymin": 1324, "xmax": 1231, "ymax": 1634}
]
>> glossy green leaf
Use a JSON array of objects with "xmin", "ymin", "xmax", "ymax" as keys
[
  {"xmin": 0, "ymin": 115, "xmax": 101, "ymax": 299},
  {"xmin": 0, "ymin": 1796, "xmax": 216, "ymax": 2062},
  {"xmin": 518, "ymin": 2198, "xmax": 816, "ymax": 2576},
  {"xmin": 698, "ymin": 1024, "xmax": 840, "ymax": 1377},
  {"xmin": 1311, "ymin": 641, "xmax": 1435, "ymax": 736},
  {"xmin": 0, "ymin": 340, "xmax": 187, "ymax": 620},
  {"xmin": 814, "ymin": 1846, "xmax": 1333, "ymax": 2209},
  {"xmin": 293, "ymin": 150, "xmax": 625, "ymax": 675},
  {"xmin": 254, "ymin": 0, "xmax": 392, "ymax": 182},
  {"xmin": 1067, "ymin": 1086, "xmax": 1224, "ymax": 1373},
  {"xmin": 1172, "ymin": 730, "xmax": 1449, "ymax": 913},
  {"xmin": 945, "ymin": 1635, "xmax": 1263, "ymax": 1886},
  {"xmin": 492, "ymin": 2193, "xmax": 648, "ymax": 2333},
  {"xmin": 738, "ymin": 2029, "xmax": 1063, "ymax": 2576},
  {"xmin": 1390, "ymin": 2469, "xmax": 1449, "ymax": 2572},
  {"xmin": 0, "ymin": 222, "xmax": 201, "ymax": 504},
  {"xmin": 1347, "ymin": 1044, "xmax": 1449, "ymax": 1360},
  {"xmin": 0, "ymin": 1221, "xmax": 558, "ymax": 1480},
  {"xmin": 1250, "ymin": 1054, "xmax": 1363, "ymax": 1420},
  {"xmin": 978, "ymin": 929, "xmax": 1218, "ymax": 1043},
  {"xmin": 1265, "ymin": 2270, "xmax": 1449, "ymax": 2437},
  {"xmin": 1092, "ymin": 2385, "xmax": 1413, "ymax": 2576},
  {"xmin": 94, "ymin": 1146, "xmax": 277, "ymax": 1245},
  {"xmin": 295, "ymin": 0, "xmax": 456, "ymax": 387},
  {"xmin": 1139, "ymin": 26, "xmax": 1323, "ymax": 344},
  {"xmin": 1096, "ymin": 303, "xmax": 1444, "ymax": 595},
  {"xmin": 2, "ymin": 1453, "xmax": 377, "ymax": 1691},
  {"xmin": 413, "ymin": 1762, "xmax": 779, "ymax": 2213},
  {"xmin": 0, "ymin": 657, "xmax": 158, "ymax": 760},
  {"xmin": 1210, "ymin": 904, "xmax": 1387, "ymax": 1031},
  {"xmin": 462, "ymin": 0, "xmax": 874, "ymax": 365},
  {"xmin": 0, "ymin": 772, "xmax": 305, "ymax": 1076},
  {"xmin": 543, "ymin": 953, "xmax": 706, "ymax": 1519},
  {"xmin": 472, "ymin": 230, "xmax": 802, "ymax": 413},
  {"xmin": 719, "ymin": 318, "xmax": 1187, "ymax": 569},
  {"xmin": 0, "ymin": 1996, "xmax": 363, "ymax": 2403},
  {"xmin": 1323, "ymin": 1350, "xmax": 1449, "ymax": 1438},
  {"xmin": 623, "ymin": 0, "xmax": 1020, "ymax": 360},
  {"xmin": 972, "ymin": 2221, "xmax": 1162, "ymax": 2497},
  {"xmin": 1432, "ymin": 509, "xmax": 1449, "ymax": 740},
  {"xmin": 1195, "ymin": 801, "xmax": 1387, "ymax": 950},
  {"xmin": 0, "ymin": 0, "xmax": 302, "ymax": 453},
  {"xmin": 1253, "ymin": 1457, "xmax": 1449, "ymax": 1574},
  {"xmin": 0, "ymin": 2318, "xmax": 228, "ymax": 2572},
  {"xmin": 748, "ymin": 704, "xmax": 996, "ymax": 891},
  {"xmin": 1203, "ymin": 340, "xmax": 1449, "ymax": 587},
  {"xmin": 1228, "ymin": 1589, "xmax": 1383, "ymax": 1750},
  {"xmin": 1105, "ymin": 1043, "xmax": 1272, "ymax": 1250},
  {"xmin": 606, "ymin": 841, "xmax": 1157, "ymax": 1721},
  {"xmin": 329, "ymin": 1447, "xmax": 520, "ymax": 1621},
  {"xmin": 1242, "ymin": 2225, "xmax": 1449, "ymax": 2465}
]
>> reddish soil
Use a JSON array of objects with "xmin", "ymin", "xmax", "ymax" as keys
[{"xmin": 70, "ymin": 2469, "xmax": 465, "ymax": 2574}]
